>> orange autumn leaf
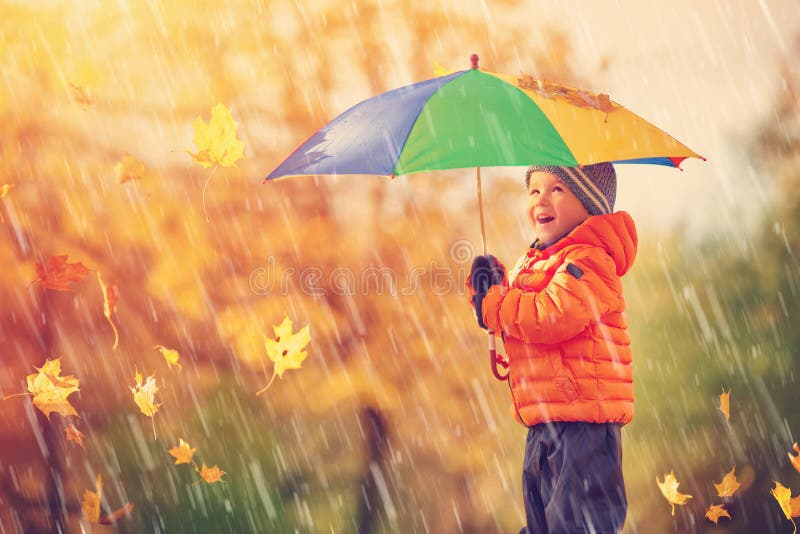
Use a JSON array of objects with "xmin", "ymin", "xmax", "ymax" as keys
[
  {"xmin": 714, "ymin": 466, "xmax": 741, "ymax": 497},
  {"xmin": 197, "ymin": 463, "xmax": 226, "ymax": 484},
  {"xmin": 82, "ymin": 474, "xmax": 134, "ymax": 525},
  {"xmin": 97, "ymin": 273, "xmax": 120, "ymax": 350},
  {"xmin": 788, "ymin": 443, "xmax": 800, "ymax": 475},
  {"xmin": 719, "ymin": 386, "xmax": 731, "ymax": 421},
  {"xmin": 82, "ymin": 474, "xmax": 102, "ymax": 523},
  {"xmin": 256, "ymin": 316, "xmax": 311, "ymax": 396},
  {"xmin": 30, "ymin": 255, "xmax": 90, "ymax": 292},
  {"xmin": 772, "ymin": 481, "xmax": 794, "ymax": 521},
  {"xmin": 792, "ymin": 495, "xmax": 800, "ymax": 518},
  {"xmin": 705, "ymin": 503, "xmax": 731, "ymax": 524},
  {"xmin": 99, "ymin": 502, "xmax": 135, "ymax": 525},
  {"xmin": 154, "ymin": 345, "xmax": 181, "ymax": 369},
  {"xmin": 656, "ymin": 470, "xmax": 693, "ymax": 516},
  {"xmin": 130, "ymin": 370, "xmax": 161, "ymax": 439},
  {"xmin": 188, "ymin": 103, "xmax": 244, "ymax": 169},
  {"xmin": 114, "ymin": 153, "xmax": 148, "ymax": 184},
  {"xmin": 26, "ymin": 358, "xmax": 80, "ymax": 419},
  {"xmin": 65, "ymin": 424, "xmax": 85, "ymax": 447},
  {"xmin": 169, "ymin": 438, "xmax": 196, "ymax": 465}
]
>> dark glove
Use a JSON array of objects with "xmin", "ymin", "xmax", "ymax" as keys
[{"xmin": 469, "ymin": 255, "xmax": 505, "ymax": 329}]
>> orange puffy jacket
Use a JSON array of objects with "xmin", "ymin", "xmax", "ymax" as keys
[{"xmin": 479, "ymin": 212, "xmax": 637, "ymax": 427}]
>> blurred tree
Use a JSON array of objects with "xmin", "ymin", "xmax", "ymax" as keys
[{"xmin": 0, "ymin": 1, "xmax": 607, "ymax": 532}]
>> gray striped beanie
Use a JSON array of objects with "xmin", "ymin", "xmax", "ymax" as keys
[{"xmin": 525, "ymin": 163, "xmax": 617, "ymax": 216}]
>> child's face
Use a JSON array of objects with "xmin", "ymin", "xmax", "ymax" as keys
[{"xmin": 526, "ymin": 171, "xmax": 590, "ymax": 245}]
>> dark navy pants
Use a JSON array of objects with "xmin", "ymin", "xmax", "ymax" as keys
[{"xmin": 519, "ymin": 422, "xmax": 627, "ymax": 534}]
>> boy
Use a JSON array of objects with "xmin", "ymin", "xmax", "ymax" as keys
[{"xmin": 468, "ymin": 163, "xmax": 637, "ymax": 533}]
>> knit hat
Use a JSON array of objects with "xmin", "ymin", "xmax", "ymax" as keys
[{"xmin": 525, "ymin": 162, "xmax": 617, "ymax": 216}]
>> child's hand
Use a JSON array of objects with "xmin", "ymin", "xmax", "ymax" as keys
[
  {"xmin": 468, "ymin": 255, "xmax": 506, "ymax": 329},
  {"xmin": 469, "ymin": 255, "xmax": 506, "ymax": 293}
]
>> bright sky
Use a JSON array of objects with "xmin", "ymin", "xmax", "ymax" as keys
[{"xmin": 502, "ymin": 0, "xmax": 800, "ymax": 235}]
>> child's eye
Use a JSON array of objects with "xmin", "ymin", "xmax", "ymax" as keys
[
  {"xmin": 529, "ymin": 189, "xmax": 539, "ymax": 196},
  {"xmin": 553, "ymin": 186, "xmax": 563, "ymax": 192}
]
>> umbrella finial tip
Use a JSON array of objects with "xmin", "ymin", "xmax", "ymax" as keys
[{"xmin": 470, "ymin": 54, "xmax": 479, "ymax": 69}]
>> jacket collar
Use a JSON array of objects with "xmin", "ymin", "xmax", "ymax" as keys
[{"xmin": 527, "ymin": 212, "xmax": 638, "ymax": 276}]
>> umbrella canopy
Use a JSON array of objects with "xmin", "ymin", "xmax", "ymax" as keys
[{"xmin": 265, "ymin": 56, "xmax": 702, "ymax": 181}]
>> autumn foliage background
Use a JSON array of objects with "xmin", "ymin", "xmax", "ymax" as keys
[{"xmin": 1, "ymin": 1, "xmax": 800, "ymax": 533}]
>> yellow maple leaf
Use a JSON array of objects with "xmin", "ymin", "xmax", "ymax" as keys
[
  {"xmin": 65, "ymin": 424, "xmax": 85, "ymax": 447},
  {"xmin": 82, "ymin": 474, "xmax": 102, "ymax": 523},
  {"xmin": 197, "ymin": 463, "xmax": 226, "ymax": 484},
  {"xmin": 656, "ymin": 470, "xmax": 693, "ymax": 516},
  {"xmin": 714, "ymin": 466, "xmax": 741, "ymax": 497},
  {"xmin": 154, "ymin": 345, "xmax": 181, "ymax": 369},
  {"xmin": 81, "ymin": 474, "xmax": 135, "ymax": 525},
  {"xmin": 256, "ymin": 316, "xmax": 311, "ymax": 395},
  {"xmin": 26, "ymin": 358, "xmax": 80, "ymax": 419},
  {"xmin": 719, "ymin": 386, "xmax": 731, "ymax": 421},
  {"xmin": 0, "ymin": 183, "xmax": 13, "ymax": 198},
  {"xmin": 704, "ymin": 503, "xmax": 731, "ymax": 524},
  {"xmin": 114, "ymin": 153, "xmax": 148, "ymax": 184},
  {"xmin": 130, "ymin": 370, "xmax": 161, "ymax": 439},
  {"xmin": 789, "ymin": 443, "xmax": 800, "ymax": 475},
  {"xmin": 169, "ymin": 438, "xmax": 197, "ymax": 465},
  {"xmin": 772, "ymin": 481, "xmax": 794, "ymax": 521},
  {"xmin": 433, "ymin": 61, "xmax": 453, "ymax": 77},
  {"xmin": 188, "ymin": 103, "xmax": 244, "ymax": 168}
]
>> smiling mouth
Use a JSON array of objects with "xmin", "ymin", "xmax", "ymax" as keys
[{"xmin": 536, "ymin": 215, "xmax": 555, "ymax": 224}]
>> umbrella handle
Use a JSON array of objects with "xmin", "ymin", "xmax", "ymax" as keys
[
  {"xmin": 477, "ymin": 168, "xmax": 507, "ymax": 380},
  {"xmin": 488, "ymin": 331, "xmax": 509, "ymax": 381}
]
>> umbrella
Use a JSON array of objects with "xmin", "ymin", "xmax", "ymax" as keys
[{"xmin": 265, "ymin": 54, "xmax": 703, "ymax": 380}]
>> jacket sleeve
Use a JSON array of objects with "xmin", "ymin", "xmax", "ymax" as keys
[{"xmin": 495, "ymin": 248, "xmax": 622, "ymax": 344}]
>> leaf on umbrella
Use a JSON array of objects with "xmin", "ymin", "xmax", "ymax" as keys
[
  {"xmin": 197, "ymin": 463, "xmax": 226, "ymax": 484},
  {"xmin": 188, "ymin": 103, "xmax": 244, "ymax": 168},
  {"xmin": 82, "ymin": 474, "xmax": 102, "ymax": 523},
  {"xmin": 714, "ymin": 466, "xmax": 741, "ymax": 497},
  {"xmin": 516, "ymin": 74, "xmax": 617, "ymax": 114},
  {"xmin": 656, "ymin": 470, "xmax": 693, "ymax": 516},
  {"xmin": 154, "ymin": 345, "xmax": 181, "ymax": 369},
  {"xmin": 705, "ymin": 503, "xmax": 731, "ymax": 524},
  {"xmin": 0, "ymin": 183, "xmax": 13, "ymax": 198},
  {"xmin": 99, "ymin": 502, "xmax": 135, "ymax": 525},
  {"xmin": 433, "ymin": 61, "xmax": 453, "ymax": 77},
  {"xmin": 115, "ymin": 153, "xmax": 149, "ymax": 184},
  {"xmin": 30, "ymin": 255, "xmax": 90, "ymax": 292},
  {"xmin": 788, "ymin": 443, "xmax": 800, "ymax": 475},
  {"xmin": 772, "ymin": 481, "xmax": 794, "ymax": 520},
  {"xmin": 130, "ymin": 370, "xmax": 161, "ymax": 438},
  {"xmin": 97, "ymin": 272, "xmax": 120, "ymax": 350},
  {"xmin": 26, "ymin": 358, "xmax": 80, "ymax": 419},
  {"xmin": 169, "ymin": 438, "xmax": 196, "ymax": 465},
  {"xmin": 719, "ymin": 386, "xmax": 731, "ymax": 421},
  {"xmin": 65, "ymin": 424, "xmax": 85, "ymax": 447}
]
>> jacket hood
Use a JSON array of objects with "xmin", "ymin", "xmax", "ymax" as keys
[{"xmin": 538, "ymin": 211, "xmax": 637, "ymax": 276}]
